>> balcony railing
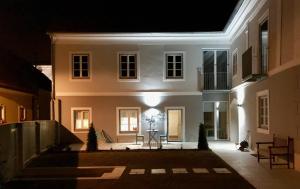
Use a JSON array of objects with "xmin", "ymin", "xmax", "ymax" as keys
[{"xmin": 203, "ymin": 72, "xmax": 228, "ymax": 90}]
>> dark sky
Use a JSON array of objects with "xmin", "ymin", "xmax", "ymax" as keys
[{"xmin": 0, "ymin": 0, "xmax": 240, "ymax": 65}]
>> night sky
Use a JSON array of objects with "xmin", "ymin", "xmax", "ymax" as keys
[{"xmin": 0, "ymin": 0, "xmax": 239, "ymax": 65}]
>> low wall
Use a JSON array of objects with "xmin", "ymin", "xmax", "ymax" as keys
[{"xmin": 0, "ymin": 120, "xmax": 59, "ymax": 182}]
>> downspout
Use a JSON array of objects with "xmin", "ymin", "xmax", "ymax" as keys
[{"xmin": 48, "ymin": 33, "xmax": 56, "ymax": 121}]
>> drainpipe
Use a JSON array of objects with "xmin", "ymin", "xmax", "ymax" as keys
[{"xmin": 48, "ymin": 33, "xmax": 56, "ymax": 121}]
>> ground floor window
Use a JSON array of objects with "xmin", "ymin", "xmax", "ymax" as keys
[
  {"xmin": 256, "ymin": 90, "xmax": 269, "ymax": 134},
  {"xmin": 18, "ymin": 106, "xmax": 26, "ymax": 122},
  {"xmin": 72, "ymin": 108, "xmax": 92, "ymax": 132},
  {"xmin": 0, "ymin": 105, "xmax": 5, "ymax": 124},
  {"xmin": 117, "ymin": 107, "xmax": 141, "ymax": 135}
]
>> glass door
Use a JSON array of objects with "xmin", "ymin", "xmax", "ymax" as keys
[{"xmin": 167, "ymin": 108, "xmax": 183, "ymax": 142}]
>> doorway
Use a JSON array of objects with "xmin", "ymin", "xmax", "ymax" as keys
[
  {"xmin": 165, "ymin": 107, "xmax": 185, "ymax": 142},
  {"xmin": 203, "ymin": 102, "xmax": 228, "ymax": 140}
]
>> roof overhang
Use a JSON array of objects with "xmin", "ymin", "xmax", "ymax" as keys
[{"xmin": 49, "ymin": 0, "xmax": 267, "ymax": 45}]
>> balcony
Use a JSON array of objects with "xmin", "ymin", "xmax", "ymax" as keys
[{"xmin": 203, "ymin": 72, "xmax": 228, "ymax": 90}]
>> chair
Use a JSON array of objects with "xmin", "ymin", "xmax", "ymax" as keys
[
  {"xmin": 136, "ymin": 134, "xmax": 144, "ymax": 144},
  {"xmin": 160, "ymin": 135, "xmax": 168, "ymax": 145},
  {"xmin": 256, "ymin": 134, "xmax": 294, "ymax": 169}
]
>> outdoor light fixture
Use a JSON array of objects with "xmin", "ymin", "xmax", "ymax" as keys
[{"xmin": 143, "ymin": 93, "xmax": 161, "ymax": 107}]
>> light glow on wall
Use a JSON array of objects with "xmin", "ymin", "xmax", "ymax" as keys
[
  {"xmin": 143, "ymin": 93, "xmax": 161, "ymax": 107},
  {"xmin": 237, "ymin": 87, "xmax": 246, "ymax": 142},
  {"xmin": 144, "ymin": 108, "xmax": 160, "ymax": 119}
]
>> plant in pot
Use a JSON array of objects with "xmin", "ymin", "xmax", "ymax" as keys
[
  {"xmin": 198, "ymin": 123, "xmax": 209, "ymax": 150},
  {"xmin": 86, "ymin": 123, "xmax": 98, "ymax": 152}
]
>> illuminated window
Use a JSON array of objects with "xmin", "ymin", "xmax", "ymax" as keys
[
  {"xmin": 72, "ymin": 108, "xmax": 91, "ymax": 132},
  {"xmin": 72, "ymin": 54, "xmax": 90, "ymax": 79},
  {"xmin": 117, "ymin": 107, "xmax": 140, "ymax": 135},
  {"xmin": 257, "ymin": 90, "xmax": 269, "ymax": 134},
  {"xmin": 165, "ymin": 53, "xmax": 184, "ymax": 79},
  {"xmin": 232, "ymin": 49, "xmax": 238, "ymax": 76},
  {"xmin": 259, "ymin": 19, "xmax": 268, "ymax": 74},
  {"xmin": 119, "ymin": 54, "xmax": 137, "ymax": 80},
  {"xmin": 0, "ymin": 105, "xmax": 5, "ymax": 124},
  {"xmin": 18, "ymin": 106, "xmax": 26, "ymax": 122}
]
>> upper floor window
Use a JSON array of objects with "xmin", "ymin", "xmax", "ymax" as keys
[
  {"xmin": 203, "ymin": 50, "xmax": 228, "ymax": 90},
  {"xmin": 165, "ymin": 53, "xmax": 184, "ymax": 80},
  {"xmin": 0, "ymin": 105, "xmax": 5, "ymax": 124},
  {"xmin": 257, "ymin": 90, "xmax": 269, "ymax": 134},
  {"xmin": 259, "ymin": 19, "xmax": 268, "ymax": 75},
  {"xmin": 232, "ymin": 49, "xmax": 238, "ymax": 77},
  {"xmin": 117, "ymin": 107, "xmax": 140, "ymax": 135},
  {"xmin": 18, "ymin": 106, "xmax": 26, "ymax": 122},
  {"xmin": 119, "ymin": 53, "xmax": 138, "ymax": 80},
  {"xmin": 72, "ymin": 108, "xmax": 91, "ymax": 132},
  {"xmin": 72, "ymin": 54, "xmax": 90, "ymax": 79}
]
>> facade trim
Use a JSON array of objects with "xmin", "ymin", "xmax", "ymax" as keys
[{"xmin": 56, "ymin": 91, "xmax": 202, "ymax": 97}]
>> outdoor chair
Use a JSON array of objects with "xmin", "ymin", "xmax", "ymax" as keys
[
  {"xmin": 136, "ymin": 134, "xmax": 144, "ymax": 144},
  {"xmin": 256, "ymin": 134, "xmax": 294, "ymax": 169},
  {"xmin": 160, "ymin": 135, "xmax": 168, "ymax": 145}
]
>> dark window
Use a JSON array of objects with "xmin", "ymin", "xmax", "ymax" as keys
[
  {"xmin": 119, "ymin": 54, "xmax": 137, "ymax": 79},
  {"xmin": 72, "ymin": 54, "xmax": 90, "ymax": 79},
  {"xmin": 259, "ymin": 19, "xmax": 268, "ymax": 74},
  {"xmin": 166, "ymin": 53, "xmax": 183, "ymax": 79}
]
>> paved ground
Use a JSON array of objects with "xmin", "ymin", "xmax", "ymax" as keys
[{"xmin": 5, "ymin": 150, "xmax": 254, "ymax": 189}]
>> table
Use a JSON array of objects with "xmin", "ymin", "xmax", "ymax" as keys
[{"xmin": 146, "ymin": 129, "xmax": 158, "ymax": 149}]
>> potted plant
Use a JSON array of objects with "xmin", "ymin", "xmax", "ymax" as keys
[
  {"xmin": 198, "ymin": 123, "xmax": 209, "ymax": 150},
  {"xmin": 86, "ymin": 123, "xmax": 98, "ymax": 151}
]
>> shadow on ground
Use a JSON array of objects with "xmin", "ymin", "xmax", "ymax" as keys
[{"xmin": 5, "ymin": 149, "xmax": 255, "ymax": 189}]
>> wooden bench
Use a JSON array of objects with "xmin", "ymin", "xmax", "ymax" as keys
[{"xmin": 256, "ymin": 134, "xmax": 294, "ymax": 169}]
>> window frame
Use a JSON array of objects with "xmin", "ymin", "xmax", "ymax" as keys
[
  {"xmin": 18, "ymin": 106, "xmax": 26, "ymax": 122},
  {"xmin": 163, "ymin": 51, "xmax": 185, "ymax": 81},
  {"xmin": 258, "ymin": 10, "xmax": 269, "ymax": 75},
  {"xmin": 70, "ymin": 52, "xmax": 92, "ymax": 80},
  {"xmin": 202, "ymin": 49, "xmax": 229, "ymax": 90},
  {"xmin": 117, "ymin": 51, "xmax": 140, "ymax": 82},
  {"xmin": 232, "ymin": 48, "xmax": 238, "ymax": 78},
  {"xmin": 116, "ymin": 107, "xmax": 141, "ymax": 136},
  {"xmin": 0, "ymin": 105, "xmax": 6, "ymax": 124},
  {"xmin": 71, "ymin": 107, "xmax": 92, "ymax": 133},
  {"xmin": 256, "ymin": 90, "xmax": 270, "ymax": 134}
]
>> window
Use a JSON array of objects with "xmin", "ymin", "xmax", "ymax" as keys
[
  {"xmin": 117, "ymin": 107, "xmax": 140, "ymax": 135},
  {"xmin": 72, "ymin": 54, "xmax": 90, "ymax": 79},
  {"xmin": 259, "ymin": 19, "xmax": 268, "ymax": 74},
  {"xmin": 0, "ymin": 105, "xmax": 5, "ymax": 124},
  {"xmin": 232, "ymin": 49, "xmax": 238, "ymax": 77},
  {"xmin": 165, "ymin": 53, "xmax": 184, "ymax": 79},
  {"xmin": 203, "ymin": 50, "xmax": 228, "ymax": 90},
  {"xmin": 18, "ymin": 106, "xmax": 26, "ymax": 122},
  {"xmin": 118, "ymin": 53, "xmax": 137, "ymax": 79},
  {"xmin": 257, "ymin": 90, "xmax": 269, "ymax": 134},
  {"xmin": 72, "ymin": 108, "xmax": 91, "ymax": 132}
]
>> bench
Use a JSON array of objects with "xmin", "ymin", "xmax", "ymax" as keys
[{"xmin": 256, "ymin": 134, "xmax": 294, "ymax": 169}]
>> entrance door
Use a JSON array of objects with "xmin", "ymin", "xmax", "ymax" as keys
[
  {"xmin": 204, "ymin": 102, "xmax": 228, "ymax": 140},
  {"xmin": 166, "ymin": 108, "xmax": 184, "ymax": 142}
]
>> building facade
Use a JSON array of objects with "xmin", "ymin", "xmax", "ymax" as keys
[
  {"xmin": 0, "ymin": 51, "xmax": 52, "ymax": 124},
  {"xmin": 51, "ymin": 0, "xmax": 300, "ymax": 169}
]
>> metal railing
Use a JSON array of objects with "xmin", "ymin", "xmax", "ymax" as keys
[{"xmin": 203, "ymin": 72, "xmax": 228, "ymax": 90}]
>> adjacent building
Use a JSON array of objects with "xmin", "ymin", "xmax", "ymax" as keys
[{"xmin": 0, "ymin": 50, "xmax": 52, "ymax": 124}]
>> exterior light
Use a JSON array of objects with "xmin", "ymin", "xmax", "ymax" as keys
[{"xmin": 143, "ymin": 93, "xmax": 161, "ymax": 107}]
